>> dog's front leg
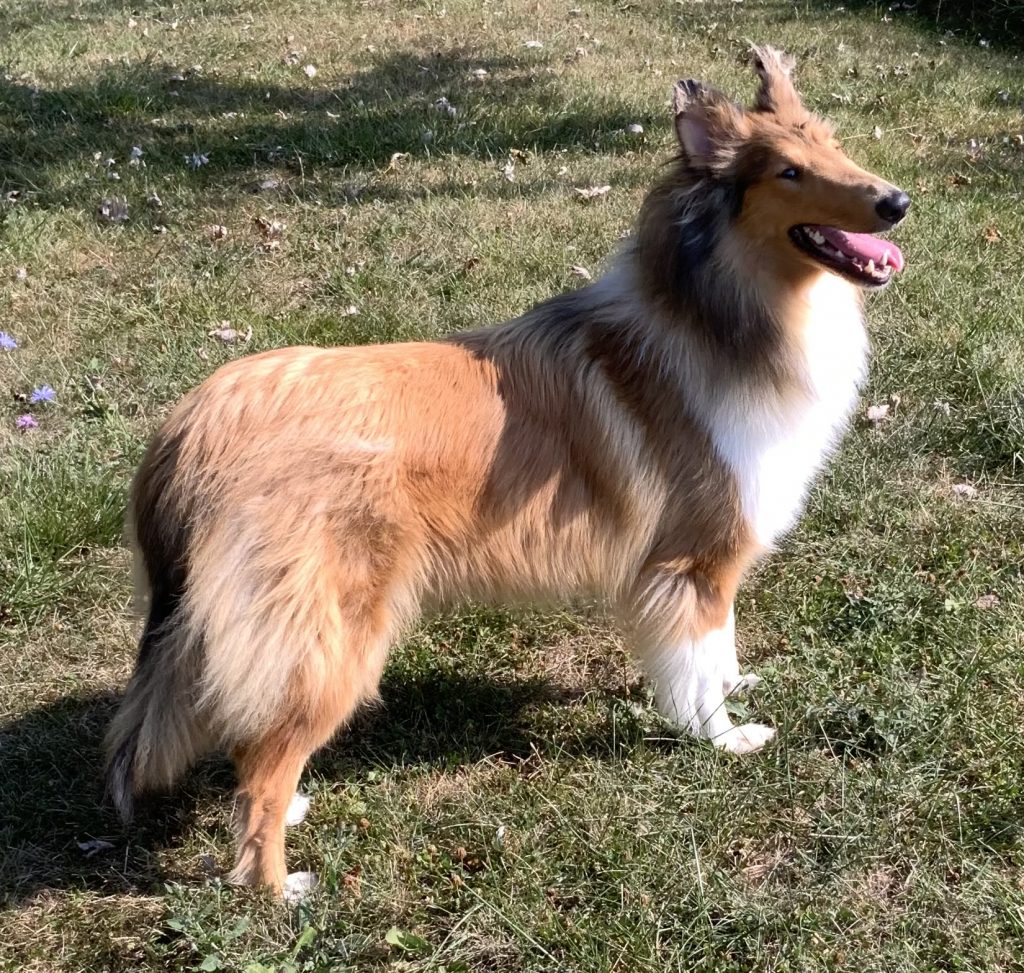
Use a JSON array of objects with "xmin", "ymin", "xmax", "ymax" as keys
[{"xmin": 634, "ymin": 596, "xmax": 774, "ymax": 754}]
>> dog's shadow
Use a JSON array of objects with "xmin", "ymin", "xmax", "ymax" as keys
[{"xmin": 0, "ymin": 666, "xmax": 648, "ymax": 904}]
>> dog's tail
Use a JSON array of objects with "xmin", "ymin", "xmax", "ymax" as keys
[
  {"xmin": 105, "ymin": 569, "xmax": 210, "ymax": 823},
  {"xmin": 105, "ymin": 448, "xmax": 210, "ymax": 822},
  {"xmin": 105, "ymin": 654, "xmax": 204, "ymax": 825}
]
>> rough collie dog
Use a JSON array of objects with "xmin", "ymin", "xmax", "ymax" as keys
[{"xmin": 106, "ymin": 47, "xmax": 908, "ymax": 894}]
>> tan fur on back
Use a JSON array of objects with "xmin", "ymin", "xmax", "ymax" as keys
[{"xmin": 146, "ymin": 315, "xmax": 751, "ymax": 745}]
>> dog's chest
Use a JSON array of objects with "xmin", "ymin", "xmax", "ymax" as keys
[{"xmin": 708, "ymin": 277, "xmax": 868, "ymax": 548}]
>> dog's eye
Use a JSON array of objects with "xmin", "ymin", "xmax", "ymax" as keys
[{"xmin": 778, "ymin": 167, "xmax": 800, "ymax": 180}]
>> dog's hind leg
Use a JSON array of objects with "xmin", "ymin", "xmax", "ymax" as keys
[
  {"xmin": 226, "ymin": 614, "xmax": 398, "ymax": 894},
  {"xmin": 229, "ymin": 732, "xmax": 320, "ymax": 893},
  {"xmin": 630, "ymin": 573, "xmax": 774, "ymax": 754},
  {"xmin": 182, "ymin": 494, "xmax": 415, "ymax": 893}
]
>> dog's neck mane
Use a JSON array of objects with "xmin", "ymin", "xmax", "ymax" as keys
[
  {"xmin": 451, "ymin": 164, "xmax": 868, "ymax": 549},
  {"xmin": 630, "ymin": 164, "xmax": 794, "ymax": 383}
]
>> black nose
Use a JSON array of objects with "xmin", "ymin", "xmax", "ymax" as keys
[{"xmin": 876, "ymin": 190, "xmax": 911, "ymax": 225}]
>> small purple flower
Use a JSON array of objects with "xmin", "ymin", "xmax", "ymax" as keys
[
  {"xmin": 29, "ymin": 385, "xmax": 56, "ymax": 404},
  {"xmin": 0, "ymin": 332, "xmax": 16, "ymax": 350},
  {"xmin": 16, "ymin": 413, "xmax": 38, "ymax": 430}
]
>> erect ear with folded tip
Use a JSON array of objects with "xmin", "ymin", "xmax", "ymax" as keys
[
  {"xmin": 750, "ymin": 44, "xmax": 802, "ymax": 116},
  {"xmin": 672, "ymin": 79, "xmax": 744, "ymax": 170}
]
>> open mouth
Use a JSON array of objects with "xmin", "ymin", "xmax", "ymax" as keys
[{"xmin": 789, "ymin": 225, "xmax": 905, "ymax": 287}]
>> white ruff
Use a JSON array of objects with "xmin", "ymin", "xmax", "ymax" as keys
[{"xmin": 704, "ymin": 274, "xmax": 868, "ymax": 548}]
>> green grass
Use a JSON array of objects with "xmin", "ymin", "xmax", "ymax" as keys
[{"xmin": 2, "ymin": 0, "xmax": 1023, "ymax": 970}]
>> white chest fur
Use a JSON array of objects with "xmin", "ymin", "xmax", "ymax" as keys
[{"xmin": 703, "ymin": 274, "xmax": 868, "ymax": 548}]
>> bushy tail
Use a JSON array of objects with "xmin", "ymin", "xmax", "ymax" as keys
[{"xmin": 105, "ymin": 585, "xmax": 209, "ymax": 823}]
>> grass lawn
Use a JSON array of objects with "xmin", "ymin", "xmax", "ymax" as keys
[{"xmin": 1, "ymin": 0, "xmax": 1023, "ymax": 969}]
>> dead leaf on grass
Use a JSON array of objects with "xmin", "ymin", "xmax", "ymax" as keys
[
  {"xmin": 385, "ymin": 151, "xmax": 410, "ymax": 173},
  {"xmin": 575, "ymin": 184, "xmax": 611, "ymax": 201},
  {"xmin": 208, "ymin": 324, "xmax": 252, "ymax": 344},
  {"xmin": 97, "ymin": 197, "xmax": 129, "ymax": 223},
  {"xmin": 570, "ymin": 264, "xmax": 592, "ymax": 280},
  {"xmin": 254, "ymin": 216, "xmax": 286, "ymax": 249},
  {"xmin": 434, "ymin": 96, "xmax": 457, "ymax": 118},
  {"xmin": 77, "ymin": 839, "xmax": 115, "ymax": 858},
  {"xmin": 249, "ymin": 177, "xmax": 282, "ymax": 193},
  {"xmin": 342, "ymin": 864, "xmax": 362, "ymax": 897}
]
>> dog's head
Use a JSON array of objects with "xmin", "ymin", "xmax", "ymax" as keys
[{"xmin": 672, "ymin": 46, "xmax": 908, "ymax": 288}]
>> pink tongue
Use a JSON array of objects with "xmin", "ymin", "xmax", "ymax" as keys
[{"xmin": 812, "ymin": 225, "xmax": 905, "ymax": 273}]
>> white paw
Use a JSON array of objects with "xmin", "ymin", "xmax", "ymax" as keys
[
  {"xmin": 715, "ymin": 722, "xmax": 776, "ymax": 755},
  {"xmin": 723, "ymin": 672, "xmax": 762, "ymax": 695},
  {"xmin": 285, "ymin": 792, "xmax": 311, "ymax": 827},
  {"xmin": 282, "ymin": 870, "xmax": 319, "ymax": 904}
]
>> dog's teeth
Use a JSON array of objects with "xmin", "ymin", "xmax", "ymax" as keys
[
  {"xmin": 809, "ymin": 230, "xmax": 826, "ymax": 244},
  {"xmin": 880, "ymin": 252, "xmax": 889, "ymax": 268},
  {"xmin": 866, "ymin": 259, "xmax": 875, "ymax": 274}
]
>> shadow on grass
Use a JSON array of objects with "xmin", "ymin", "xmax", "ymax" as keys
[
  {"xmin": 0, "ymin": 690, "xmax": 171, "ymax": 903},
  {"xmin": 0, "ymin": 47, "xmax": 654, "ymax": 210},
  {"xmin": 806, "ymin": 0, "xmax": 1024, "ymax": 50},
  {"xmin": 0, "ymin": 664, "xmax": 647, "ymax": 903},
  {"xmin": 319, "ymin": 668, "xmax": 563, "ymax": 777}
]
